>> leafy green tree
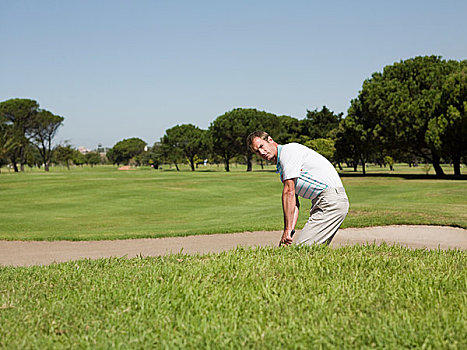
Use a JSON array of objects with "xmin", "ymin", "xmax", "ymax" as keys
[
  {"xmin": 105, "ymin": 148, "xmax": 117, "ymax": 165},
  {"xmin": 0, "ymin": 98, "xmax": 64, "ymax": 172},
  {"xmin": 53, "ymin": 143, "xmax": 75, "ymax": 169},
  {"xmin": 275, "ymin": 115, "xmax": 302, "ymax": 144},
  {"xmin": 0, "ymin": 123, "xmax": 19, "ymax": 172},
  {"xmin": 209, "ymin": 108, "xmax": 280, "ymax": 172},
  {"xmin": 24, "ymin": 145, "xmax": 42, "ymax": 169},
  {"xmin": 150, "ymin": 142, "xmax": 165, "ymax": 169},
  {"xmin": 0, "ymin": 99, "xmax": 40, "ymax": 172},
  {"xmin": 85, "ymin": 152, "xmax": 101, "ymax": 167},
  {"xmin": 107, "ymin": 138, "xmax": 147, "ymax": 165},
  {"xmin": 160, "ymin": 124, "xmax": 208, "ymax": 171},
  {"xmin": 135, "ymin": 145, "xmax": 161, "ymax": 168},
  {"xmin": 0, "ymin": 111, "xmax": 21, "ymax": 171},
  {"xmin": 73, "ymin": 150, "xmax": 86, "ymax": 166},
  {"xmin": 302, "ymin": 106, "xmax": 343, "ymax": 139},
  {"xmin": 209, "ymin": 111, "xmax": 240, "ymax": 172},
  {"xmin": 334, "ymin": 96, "xmax": 382, "ymax": 175},
  {"xmin": 334, "ymin": 118, "xmax": 357, "ymax": 172},
  {"xmin": 381, "ymin": 56, "xmax": 458, "ymax": 176},
  {"xmin": 158, "ymin": 140, "xmax": 184, "ymax": 170},
  {"xmin": 425, "ymin": 63, "xmax": 467, "ymax": 175},
  {"xmin": 28, "ymin": 110, "xmax": 64, "ymax": 171},
  {"xmin": 351, "ymin": 56, "xmax": 464, "ymax": 176},
  {"xmin": 304, "ymin": 138, "xmax": 336, "ymax": 163}
]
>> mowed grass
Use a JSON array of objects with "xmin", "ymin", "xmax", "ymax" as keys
[
  {"xmin": 1, "ymin": 166, "xmax": 466, "ymax": 348},
  {"xmin": 1, "ymin": 245, "xmax": 466, "ymax": 349},
  {"xmin": 0, "ymin": 165, "xmax": 466, "ymax": 240}
]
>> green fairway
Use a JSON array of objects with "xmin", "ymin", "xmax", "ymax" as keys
[
  {"xmin": 1, "ymin": 245, "xmax": 465, "ymax": 349},
  {"xmin": 0, "ymin": 165, "xmax": 466, "ymax": 240}
]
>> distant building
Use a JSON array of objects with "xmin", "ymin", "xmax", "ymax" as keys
[
  {"xmin": 96, "ymin": 143, "xmax": 110, "ymax": 155},
  {"xmin": 78, "ymin": 146, "xmax": 91, "ymax": 154}
]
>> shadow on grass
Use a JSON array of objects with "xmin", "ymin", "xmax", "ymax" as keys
[
  {"xmin": 339, "ymin": 173, "xmax": 467, "ymax": 180},
  {"xmin": 156, "ymin": 167, "xmax": 466, "ymax": 179}
]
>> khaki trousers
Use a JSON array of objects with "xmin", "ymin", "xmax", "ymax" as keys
[{"xmin": 294, "ymin": 187, "xmax": 349, "ymax": 246}]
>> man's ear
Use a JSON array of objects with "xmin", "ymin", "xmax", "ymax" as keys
[{"xmin": 267, "ymin": 136, "xmax": 274, "ymax": 143}]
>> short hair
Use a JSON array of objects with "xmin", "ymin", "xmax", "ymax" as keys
[{"xmin": 246, "ymin": 131, "xmax": 270, "ymax": 151}]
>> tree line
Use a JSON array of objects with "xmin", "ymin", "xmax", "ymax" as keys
[
  {"xmin": 0, "ymin": 99, "xmax": 104, "ymax": 172},
  {"xmin": 1, "ymin": 56, "xmax": 466, "ymax": 175},
  {"xmin": 109, "ymin": 56, "xmax": 466, "ymax": 176}
]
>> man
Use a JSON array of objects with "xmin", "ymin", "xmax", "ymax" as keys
[{"xmin": 247, "ymin": 131, "xmax": 349, "ymax": 246}]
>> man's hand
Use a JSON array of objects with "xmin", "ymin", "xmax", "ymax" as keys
[{"xmin": 279, "ymin": 230, "xmax": 293, "ymax": 246}]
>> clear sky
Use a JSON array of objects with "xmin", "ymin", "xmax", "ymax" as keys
[{"xmin": 1, "ymin": 0, "xmax": 466, "ymax": 149}]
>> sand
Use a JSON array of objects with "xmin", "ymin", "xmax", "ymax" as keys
[{"xmin": 1, "ymin": 225, "xmax": 466, "ymax": 267}]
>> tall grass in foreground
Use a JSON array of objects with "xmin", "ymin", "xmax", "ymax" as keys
[{"xmin": 1, "ymin": 245, "xmax": 466, "ymax": 349}]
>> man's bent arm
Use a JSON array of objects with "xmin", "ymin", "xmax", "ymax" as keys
[{"xmin": 280, "ymin": 179, "xmax": 296, "ymax": 246}]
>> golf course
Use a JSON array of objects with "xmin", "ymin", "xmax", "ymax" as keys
[
  {"xmin": 0, "ymin": 164, "xmax": 465, "ymax": 241},
  {"xmin": 1, "ymin": 165, "xmax": 466, "ymax": 348}
]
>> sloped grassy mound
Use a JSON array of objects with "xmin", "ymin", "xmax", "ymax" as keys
[{"xmin": 1, "ymin": 245, "xmax": 466, "ymax": 349}]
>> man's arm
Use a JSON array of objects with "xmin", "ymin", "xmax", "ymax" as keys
[
  {"xmin": 291, "ymin": 195, "xmax": 300, "ymax": 237},
  {"xmin": 280, "ymin": 179, "xmax": 297, "ymax": 246}
]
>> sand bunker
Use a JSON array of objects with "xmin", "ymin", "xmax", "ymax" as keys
[{"xmin": 1, "ymin": 225, "xmax": 465, "ymax": 267}]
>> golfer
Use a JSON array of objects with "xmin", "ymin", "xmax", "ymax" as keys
[{"xmin": 247, "ymin": 131, "xmax": 349, "ymax": 246}]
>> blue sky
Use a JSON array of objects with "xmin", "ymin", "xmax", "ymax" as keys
[{"xmin": 1, "ymin": 0, "xmax": 466, "ymax": 149}]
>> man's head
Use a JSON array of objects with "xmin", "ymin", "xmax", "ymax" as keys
[{"xmin": 247, "ymin": 131, "xmax": 278, "ymax": 162}]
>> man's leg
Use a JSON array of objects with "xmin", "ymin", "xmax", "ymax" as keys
[{"xmin": 294, "ymin": 187, "xmax": 349, "ymax": 246}]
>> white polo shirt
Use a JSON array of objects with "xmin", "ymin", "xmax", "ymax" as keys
[{"xmin": 276, "ymin": 143, "xmax": 343, "ymax": 200}]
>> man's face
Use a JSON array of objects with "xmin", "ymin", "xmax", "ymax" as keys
[{"xmin": 251, "ymin": 136, "xmax": 277, "ymax": 162}]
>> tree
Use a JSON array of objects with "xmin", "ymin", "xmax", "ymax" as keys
[
  {"xmin": 0, "ymin": 122, "xmax": 19, "ymax": 172},
  {"xmin": 28, "ymin": 110, "xmax": 64, "ymax": 171},
  {"xmin": 275, "ymin": 115, "xmax": 302, "ymax": 144},
  {"xmin": 136, "ymin": 145, "xmax": 162, "ymax": 168},
  {"xmin": 160, "ymin": 124, "xmax": 208, "ymax": 171},
  {"xmin": 73, "ymin": 150, "xmax": 86, "ymax": 166},
  {"xmin": 85, "ymin": 152, "xmax": 101, "ymax": 167},
  {"xmin": 351, "ymin": 56, "xmax": 464, "ymax": 176},
  {"xmin": 53, "ymin": 143, "xmax": 75, "ymax": 169},
  {"xmin": 304, "ymin": 138, "xmax": 336, "ymax": 163},
  {"xmin": 149, "ymin": 142, "xmax": 165, "ymax": 169},
  {"xmin": 22, "ymin": 146, "xmax": 42, "ymax": 169},
  {"xmin": 334, "ymin": 111, "xmax": 377, "ymax": 174},
  {"xmin": 425, "ymin": 63, "xmax": 467, "ymax": 175},
  {"xmin": 209, "ymin": 108, "xmax": 280, "ymax": 172},
  {"xmin": 302, "ymin": 106, "xmax": 343, "ymax": 139},
  {"xmin": 107, "ymin": 138, "xmax": 147, "ymax": 165},
  {"xmin": 158, "ymin": 139, "xmax": 184, "ymax": 170},
  {"xmin": 0, "ymin": 98, "xmax": 65, "ymax": 172},
  {"xmin": 0, "ymin": 99, "xmax": 40, "ymax": 172},
  {"xmin": 209, "ymin": 113, "xmax": 238, "ymax": 172}
]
